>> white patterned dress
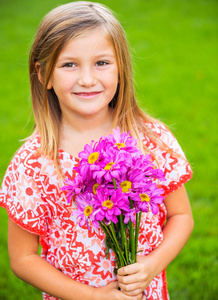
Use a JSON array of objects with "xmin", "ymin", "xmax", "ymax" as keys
[{"xmin": 0, "ymin": 122, "xmax": 192, "ymax": 300}]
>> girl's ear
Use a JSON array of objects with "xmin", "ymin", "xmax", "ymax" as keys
[{"xmin": 35, "ymin": 62, "xmax": 52, "ymax": 90}]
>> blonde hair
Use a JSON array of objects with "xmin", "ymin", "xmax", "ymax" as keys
[{"xmin": 29, "ymin": 1, "xmax": 171, "ymax": 170}]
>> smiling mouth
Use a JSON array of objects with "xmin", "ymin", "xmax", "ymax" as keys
[{"xmin": 74, "ymin": 91, "xmax": 101, "ymax": 99}]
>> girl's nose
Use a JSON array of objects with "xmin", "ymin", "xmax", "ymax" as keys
[{"xmin": 78, "ymin": 67, "xmax": 97, "ymax": 87}]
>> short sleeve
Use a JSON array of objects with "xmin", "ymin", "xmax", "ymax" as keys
[
  {"xmin": 143, "ymin": 123, "xmax": 193, "ymax": 197},
  {"xmin": 0, "ymin": 139, "xmax": 51, "ymax": 236}
]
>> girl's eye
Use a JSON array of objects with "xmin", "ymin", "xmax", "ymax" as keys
[
  {"xmin": 96, "ymin": 61, "xmax": 108, "ymax": 67},
  {"xmin": 63, "ymin": 62, "xmax": 76, "ymax": 68}
]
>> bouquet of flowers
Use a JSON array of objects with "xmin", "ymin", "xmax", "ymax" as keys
[{"xmin": 62, "ymin": 128, "xmax": 166, "ymax": 273}]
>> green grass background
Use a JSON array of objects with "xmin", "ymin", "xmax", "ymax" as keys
[{"xmin": 0, "ymin": 0, "xmax": 217, "ymax": 299}]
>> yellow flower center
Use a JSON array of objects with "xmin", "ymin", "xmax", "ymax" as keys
[
  {"xmin": 140, "ymin": 194, "xmax": 150, "ymax": 202},
  {"xmin": 93, "ymin": 183, "xmax": 99, "ymax": 195},
  {"xmin": 84, "ymin": 206, "xmax": 93, "ymax": 217},
  {"xmin": 115, "ymin": 142, "xmax": 125, "ymax": 149},
  {"xmin": 103, "ymin": 200, "xmax": 114, "ymax": 209},
  {"xmin": 104, "ymin": 162, "xmax": 114, "ymax": 170},
  {"xmin": 88, "ymin": 152, "xmax": 99, "ymax": 164},
  {"xmin": 120, "ymin": 181, "xmax": 132, "ymax": 193}
]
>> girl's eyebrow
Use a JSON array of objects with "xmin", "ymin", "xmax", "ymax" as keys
[
  {"xmin": 94, "ymin": 53, "xmax": 115, "ymax": 59},
  {"xmin": 58, "ymin": 53, "xmax": 115, "ymax": 61}
]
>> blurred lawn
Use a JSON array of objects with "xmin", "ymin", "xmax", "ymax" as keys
[{"xmin": 0, "ymin": 0, "xmax": 217, "ymax": 299}]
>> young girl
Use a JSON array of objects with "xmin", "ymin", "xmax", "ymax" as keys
[{"xmin": 0, "ymin": 2, "xmax": 193, "ymax": 300}]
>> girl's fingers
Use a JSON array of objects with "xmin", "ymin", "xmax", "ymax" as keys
[
  {"xmin": 123, "ymin": 290, "xmax": 143, "ymax": 298},
  {"xmin": 117, "ymin": 263, "xmax": 140, "ymax": 276},
  {"xmin": 118, "ymin": 281, "xmax": 143, "ymax": 294},
  {"xmin": 118, "ymin": 272, "xmax": 139, "ymax": 283},
  {"xmin": 117, "ymin": 272, "xmax": 145, "ymax": 285}
]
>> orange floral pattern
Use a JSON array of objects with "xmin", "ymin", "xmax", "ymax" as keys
[{"xmin": 0, "ymin": 123, "xmax": 192, "ymax": 300}]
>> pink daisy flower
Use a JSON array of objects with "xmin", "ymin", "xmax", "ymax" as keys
[
  {"xmin": 132, "ymin": 181, "xmax": 164, "ymax": 214},
  {"xmin": 78, "ymin": 141, "xmax": 102, "ymax": 176},
  {"xmin": 92, "ymin": 148, "xmax": 131, "ymax": 183},
  {"xmin": 94, "ymin": 187, "xmax": 129, "ymax": 224},
  {"xmin": 107, "ymin": 127, "xmax": 140, "ymax": 154},
  {"xmin": 73, "ymin": 192, "xmax": 99, "ymax": 229}
]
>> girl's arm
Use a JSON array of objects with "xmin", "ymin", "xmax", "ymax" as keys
[
  {"xmin": 8, "ymin": 219, "xmax": 142, "ymax": 300},
  {"xmin": 117, "ymin": 185, "xmax": 194, "ymax": 297}
]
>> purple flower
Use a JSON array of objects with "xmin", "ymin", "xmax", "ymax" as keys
[
  {"xmin": 150, "ymin": 168, "xmax": 166, "ymax": 181},
  {"xmin": 123, "ymin": 208, "xmax": 136, "ymax": 224},
  {"xmin": 85, "ymin": 181, "xmax": 101, "ymax": 195},
  {"xmin": 132, "ymin": 155, "xmax": 154, "ymax": 176},
  {"xmin": 73, "ymin": 192, "xmax": 99, "ymax": 229},
  {"xmin": 77, "ymin": 142, "xmax": 102, "ymax": 176},
  {"xmin": 61, "ymin": 176, "xmax": 84, "ymax": 203},
  {"xmin": 117, "ymin": 168, "xmax": 147, "ymax": 195},
  {"xmin": 130, "ymin": 154, "xmax": 166, "ymax": 183},
  {"xmin": 106, "ymin": 127, "xmax": 140, "ymax": 154},
  {"xmin": 94, "ymin": 187, "xmax": 129, "ymax": 224},
  {"xmin": 92, "ymin": 148, "xmax": 131, "ymax": 183},
  {"xmin": 132, "ymin": 181, "xmax": 164, "ymax": 214}
]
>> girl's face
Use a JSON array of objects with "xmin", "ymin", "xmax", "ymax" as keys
[{"xmin": 48, "ymin": 28, "xmax": 119, "ymax": 122}]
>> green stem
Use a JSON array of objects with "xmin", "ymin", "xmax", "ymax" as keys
[
  {"xmin": 129, "ymin": 219, "xmax": 135, "ymax": 263},
  {"xmin": 135, "ymin": 211, "xmax": 142, "ymax": 260},
  {"xmin": 100, "ymin": 222, "xmax": 121, "ymax": 266},
  {"xmin": 135, "ymin": 212, "xmax": 139, "ymax": 255},
  {"xmin": 129, "ymin": 199, "xmax": 136, "ymax": 263},
  {"xmin": 110, "ymin": 222, "xmax": 127, "ymax": 266},
  {"xmin": 113, "ymin": 178, "xmax": 117, "ymax": 189},
  {"xmin": 119, "ymin": 214, "xmax": 128, "ymax": 263}
]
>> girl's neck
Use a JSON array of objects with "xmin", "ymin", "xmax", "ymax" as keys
[{"xmin": 59, "ymin": 107, "xmax": 114, "ymax": 157}]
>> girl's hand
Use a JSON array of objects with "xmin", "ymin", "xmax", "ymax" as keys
[
  {"xmin": 93, "ymin": 281, "xmax": 143, "ymax": 300},
  {"xmin": 117, "ymin": 255, "xmax": 155, "ymax": 297}
]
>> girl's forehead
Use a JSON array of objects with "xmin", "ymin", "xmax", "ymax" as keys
[
  {"xmin": 69, "ymin": 27, "xmax": 111, "ymax": 46},
  {"xmin": 58, "ymin": 28, "xmax": 115, "ymax": 59}
]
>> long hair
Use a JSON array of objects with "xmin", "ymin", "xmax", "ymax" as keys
[{"xmin": 29, "ymin": 1, "xmax": 172, "ymax": 171}]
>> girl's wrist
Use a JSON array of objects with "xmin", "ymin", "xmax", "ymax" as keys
[
  {"xmin": 138, "ymin": 252, "xmax": 163, "ymax": 279},
  {"xmin": 147, "ymin": 250, "xmax": 165, "ymax": 276}
]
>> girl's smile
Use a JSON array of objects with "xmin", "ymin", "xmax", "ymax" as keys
[
  {"xmin": 73, "ymin": 91, "xmax": 102, "ymax": 100},
  {"xmin": 48, "ymin": 28, "xmax": 119, "ymax": 121}
]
